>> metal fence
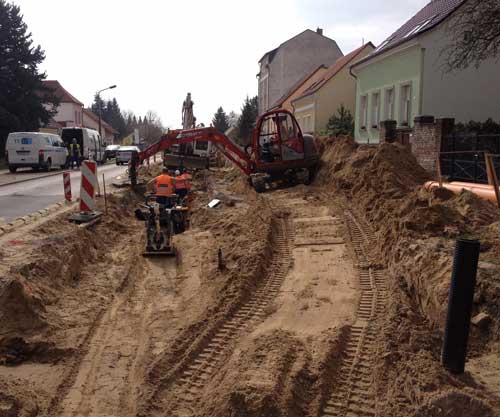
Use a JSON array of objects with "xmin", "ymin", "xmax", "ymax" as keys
[{"xmin": 440, "ymin": 134, "xmax": 500, "ymax": 183}]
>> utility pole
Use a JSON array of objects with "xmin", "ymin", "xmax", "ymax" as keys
[{"xmin": 96, "ymin": 84, "xmax": 116, "ymax": 144}]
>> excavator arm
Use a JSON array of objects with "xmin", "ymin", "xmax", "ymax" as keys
[{"xmin": 139, "ymin": 127, "xmax": 253, "ymax": 176}]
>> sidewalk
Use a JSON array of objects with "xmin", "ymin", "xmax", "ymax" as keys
[{"xmin": 0, "ymin": 169, "xmax": 68, "ymax": 187}]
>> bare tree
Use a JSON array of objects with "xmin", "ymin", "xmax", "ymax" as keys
[
  {"xmin": 443, "ymin": 0, "xmax": 500, "ymax": 71},
  {"xmin": 141, "ymin": 110, "xmax": 165, "ymax": 145}
]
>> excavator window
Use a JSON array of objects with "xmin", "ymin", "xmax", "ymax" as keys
[
  {"xmin": 258, "ymin": 116, "xmax": 281, "ymax": 163},
  {"xmin": 279, "ymin": 113, "xmax": 304, "ymax": 160}
]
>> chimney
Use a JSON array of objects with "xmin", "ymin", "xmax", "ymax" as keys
[{"xmin": 316, "ymin": 27, "xmax": 323, "ymax": 36}]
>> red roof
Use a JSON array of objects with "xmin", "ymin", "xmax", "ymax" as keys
[
  {"xmin": 43, "ymin": 80, "xmax": 84, "ymax": 106},
  {"xmin": 293, "ymin": 43, "xmax": 375, "ymax": 102},
  {"xmin": 82, "ymin": 108, "xmax": 119, "ymax": 135},
  {"xmin": 355, "ymin": 0, "xmax": 465, "ymax": 66},
  {"xmin": 268, "ymin": 64, "xmax": 327, "ymax": 110}
]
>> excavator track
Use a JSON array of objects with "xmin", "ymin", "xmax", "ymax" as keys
[
  {"xmin": 170, "ymin": 217, "xmax": 293, "ymax": 416},
  {"xmin": 320, "ymin": 211, "xmax": 387, "ymax": 417}
]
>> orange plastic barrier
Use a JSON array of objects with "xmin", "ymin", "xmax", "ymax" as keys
[{"xmin": 425, "ymin": 181, "xmax": 500, "ymax": 203}]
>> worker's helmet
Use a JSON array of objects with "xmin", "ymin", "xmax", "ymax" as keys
[
  {"xmin": 175, "ymin": 169, "xmax": 181, "ymax": 176},
  {"xmin": 72, "ymin": 138, "xmax": 77, "ymax": 143}
]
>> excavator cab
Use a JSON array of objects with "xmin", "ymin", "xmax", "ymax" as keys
[
  {"xmin": 247, "ymin": 109, "xmax": 318, "ymax": 192},
  {"xmin": 254, "ymin": 111, "xmax": 305, "ymax": 164}
]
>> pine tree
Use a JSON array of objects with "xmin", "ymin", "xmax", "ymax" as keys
[
  {"xmin": 237, "ymin": 96, "xmax": 258, "ymax": 143},
  {"xmin": 212, "ymin": 107, "xmax": 229, "ymax": 133},
  {"xmin": 0, "ymin": 0, "xmax": 57, "ymax": 158},
  {"xmin": 91, "ymin": 94, "xmax": 106, "ymax": 118},
  {"xmin": 325, "ymin": 104, "xmax": 354, "ymax": 137}
]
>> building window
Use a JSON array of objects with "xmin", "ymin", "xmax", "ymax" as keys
[
  {"xmin": 371, "ymin": 92, "xmax": 380, "ymax": 128},
  {"xmin": 400, "ymin": 84, "xmax": 412, "ymax": 126},
  {"xmin": 360, "ymin": 95, "xmax": 368, "ymax": 129},
  {"xmin": 385, "ymin": 88, "xmax": 394, "ymax": 120}
]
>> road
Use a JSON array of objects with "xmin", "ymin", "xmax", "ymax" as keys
[{"xmin": 0, "ymin": 164, "xmax": 127, "ymax": 222}]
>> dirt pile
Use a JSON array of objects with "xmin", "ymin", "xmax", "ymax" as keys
[
  {"xmin": 0, "ymin": 191, "xmax": 144, "ymax": 415},
  {"xmin": 316, "ymin": 137, "xmax": 500, "ymax": 329},
  {"xmin": 315, "ymin": 136, "xmax": 500, "ymax": 416}
]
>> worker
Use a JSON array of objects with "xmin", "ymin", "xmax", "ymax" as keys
[
  {"xmin": 69, "ymin": 138, "xmax": 80, "ymax": 169},
  {"xmin": 174, "ymin": 169, "xmax": 191, "ymax": 200},
  {"xmin": 147, "ymin": 167, "xmax": 176, "ymax": 207}
]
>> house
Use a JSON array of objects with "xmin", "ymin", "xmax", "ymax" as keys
[
  {"xmin": 351, "ymin": 0, "xmax": 500, "ymax": 144},
  {"xmin": 82, "ymin": 108, "xmax": 118, "ymax": 145},
  {"xmin": 42, "ymin": 80, "xmax": 118, "ymax": 144},
  {"xmin": 43, "ymin": 80, "xmax": 84, "ymax": 128},
  {"xmin": 257, "ymin": 28, "xmax": 343, "ymax": 115},
  {"xmin": 268, "ymin": 65, "xmax": 328, "ymax": 113},
  {"xmin": 292, "ymin": 43, "xmax": 375, "ymax": 134}
]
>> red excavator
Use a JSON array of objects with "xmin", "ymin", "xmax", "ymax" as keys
[{"xmin": 131, "ymin": 109, "xmax": 320, "ymax": 192}]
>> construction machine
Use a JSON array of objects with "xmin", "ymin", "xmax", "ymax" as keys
[
  {"xmin": 131, "ymin": 109, "xmax": 319, "ymax": 192},
  {"xmin": 134, "ymin": 195, "xmax": 189, "ymax": 256},
  {"xmin": 163, "ymin": 93, "xmax": 212, "ymax": 170}
]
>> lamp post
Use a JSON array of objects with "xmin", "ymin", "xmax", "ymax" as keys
[{"xmin": 96, "ymin": 85, "xmax": 116, "ymax": 144}]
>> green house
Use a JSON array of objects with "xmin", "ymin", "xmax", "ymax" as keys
[{"xmin": 351, "ymin": 0, "xmax": 500, "ymax": 143}]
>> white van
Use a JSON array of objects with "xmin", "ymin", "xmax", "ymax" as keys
[
  {"xmin": 6, "ymin": 132, "xmax": 68, "ymax": 173},
  {"xmin": 61, "ymin": 127, "xmax": 106, "ymax": 164}
]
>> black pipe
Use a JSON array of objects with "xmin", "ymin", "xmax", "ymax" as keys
[{"xmin": 442, "ymin": 238, "xmax": 480, "ymax": 374}]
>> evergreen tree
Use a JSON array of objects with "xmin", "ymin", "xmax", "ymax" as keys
[
  {"xmin": 0, "ymin": 0, "xmax": 57, "ymax": 158},
  {"xmin": 212, "ymin": 107, "xmax": 229, "ymax": 133},
  {"xmin": 91, "ymin": 94, "xmax": 106, "ymax": 117},
  {"xmin": 237, "ymin": 96, "xmax": 258, "ymax": 143},
  {"xmin": 325, "ymin": 104, "xmax": 354, "ymax": 137}
]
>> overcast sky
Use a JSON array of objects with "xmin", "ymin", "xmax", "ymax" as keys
[{"xmin": 14, "ymin": 0, "xmax": 429, "ymax": 129}]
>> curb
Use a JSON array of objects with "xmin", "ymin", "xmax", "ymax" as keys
[
  {"xmin": 0, "ymin": 170, "xmax": 64, "ymax": 188},
  {"xmin": 0, "ymin": 200, "xmax": 69, "ymax": 237}
]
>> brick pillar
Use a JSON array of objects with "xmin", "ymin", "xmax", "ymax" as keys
[
  {"xmin": 380, "ymin": 120, "xmax": 397, "ymax": 144},
  {"xmin": 411, "ymin": 115, "xmax": 438, "ymax": 174}
]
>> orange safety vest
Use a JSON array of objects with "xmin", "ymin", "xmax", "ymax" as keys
[
  {"xmin": 175, "ymin": 173, "xmax": 191, "ymax": 190},
  {"xmin": 155, "ymin": 174, "xmax": 174, "ymax": 196}
]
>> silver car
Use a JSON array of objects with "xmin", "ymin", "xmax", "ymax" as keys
[{"xmin": 116, "ymin": 146, "xmax": 141, "ymax": 166}]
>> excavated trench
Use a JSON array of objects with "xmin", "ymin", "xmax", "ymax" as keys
[{"xmin": 2, "ymin": 150, "xmax": 499, "ymax": 417}]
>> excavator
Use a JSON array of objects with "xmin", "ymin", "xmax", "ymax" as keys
[{"xmin": 130, "ymin": 109, "xmax": 320, "ymax": 192}]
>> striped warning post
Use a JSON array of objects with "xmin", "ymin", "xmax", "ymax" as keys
[
  {"xmin": 63, "ymin": 171, "xmax": 72, "ymax": 201},
  {"xmin": 80, "ymin": 160, "xmax": 97, "ymax": 213}
]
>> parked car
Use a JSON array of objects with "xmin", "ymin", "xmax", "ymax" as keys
[
  {"xmin": 5, "ymin": 132, "xmax": 68, "ymax": 173},
  {"xmin": 61, "ymin": 127, "xmax": 106, "ymax": 164},
  {"xmin": 116, "ymin": 146, "xmax": 141, "ymax": 165},
  {"xmin": 105, "ymin": 144, "xmax": 120, "ymax": 160}
]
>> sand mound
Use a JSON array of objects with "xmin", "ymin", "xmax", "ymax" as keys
[
  {"xmin": 314, "ymin": 136, "xmax": 500, "ymax": 416},
  {"xmin": 413, "ymin": 390, "xmax": 496, "ymax": 417},
  {"xmin": 0, "ymin": 278, "xmax": 47, "ymax": 337}
]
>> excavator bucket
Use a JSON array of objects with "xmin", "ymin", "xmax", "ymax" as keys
[{"xmin": 163, "ymin": 154, "xmax": 209, "ymax": 170}]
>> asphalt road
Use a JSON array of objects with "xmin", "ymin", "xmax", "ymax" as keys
[{"xmin": 0, "ymin": 164, "xmax": 127, "ymax": 222}]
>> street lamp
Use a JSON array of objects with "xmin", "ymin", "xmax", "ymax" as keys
[{"xmin": 96, "ymin": 85, "xmax": 116, "ymax": 144}]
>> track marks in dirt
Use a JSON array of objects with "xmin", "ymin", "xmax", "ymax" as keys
[
  {"xmin": 165, "ymin": 218, "xmax": 293, "ymax": 417},
  {"xmin": 321, "ymin": 212, "xmax": 387, "ymax": 417},
  {"xmin": 55, "ymin": 256, "xmax": 177, "ymax": 417}
]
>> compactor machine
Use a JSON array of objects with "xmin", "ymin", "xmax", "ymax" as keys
[{"xmin": 134, "ymin": 195, "xmax": 188, "ymax": 256}]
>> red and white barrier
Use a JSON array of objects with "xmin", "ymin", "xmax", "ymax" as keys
[
  {"xmin": 80, "ymin": 160, "xmax": 97, "ymax": 213},
  {"xmin": 63, "ymin": 171, "xmax": 72, "ymax": 201}
]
